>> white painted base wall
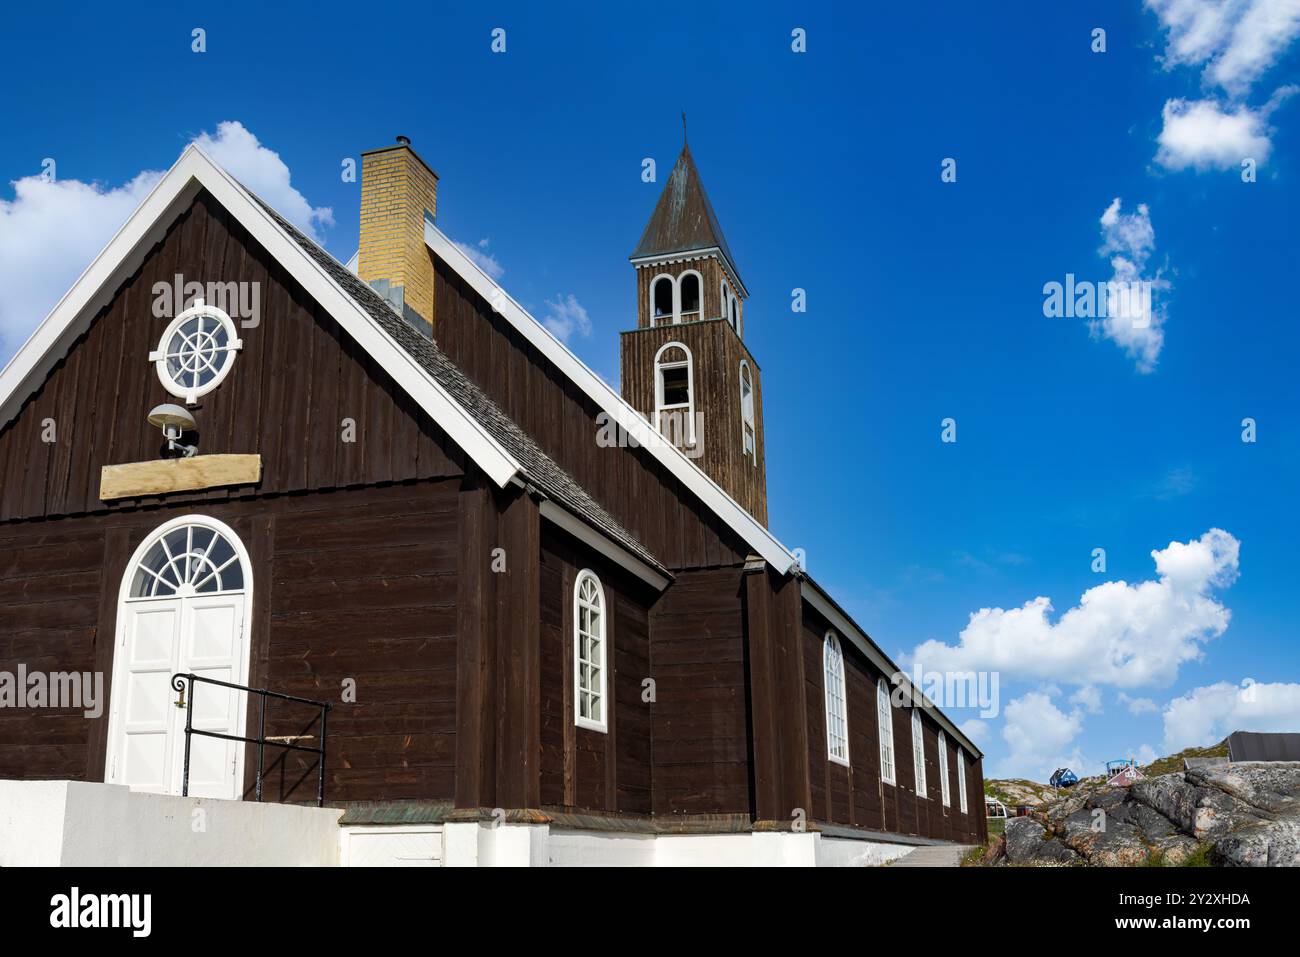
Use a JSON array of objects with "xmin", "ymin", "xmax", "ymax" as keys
[
  {"xmin": 0, "ymin": 780, "xmax": 342, "ymax": 867},
  {"xmin": 0, "ymin": 780, "xmax": 921, "ymax": 868}
]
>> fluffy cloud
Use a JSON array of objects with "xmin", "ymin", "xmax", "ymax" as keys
[
  {"xmin": 1162, "ymin": 679, "xmax": 1300, "ymax": 750},
  {"xmin": 193, "ymin": 121, "xmax": 332, "ymax": 243},
  {"xmin": 1091, "ymin": 199, "xmax": 1169, "ymax": 373},
  {"xmin": 958, "ymin": 718, "xmax": 990, "ymax": 745},
  {"xmin": 1156, "ymin": 92, "xmax": 1293, "ymax": 170},
  {"xmin": 0, "ymin": 121, "xmax": 329, "ymax": 357},
  {"xmin": 453, "ymin": 237, "xmax": 505, "ymax": 280},
  {"xmin": 1146, "ymin": 1, "xmax": 1300, "ymax": 169},
  {"xmin": 1147, "ymin": 0, "xmax": 1300, "ymax": 95},
  {"xmin": 997, "ymin": 692, "xmax": 1089, "ymax": 779},
  {"xmin": 1071, "ymin": 685, "xmax": 1103, "ymax": 714},
  {"xmin": 1119, "ymin": 692, "xmax": 1161, "ymax": 715},
  {"xmin": 911, "ymin": 529, "xmax": 1240, "ymax": 690},
  {"xmin": 542, "ymin": 293, "xmax": 592, "ymax": 343},
  {"xmin": 0, "ymin": 170, "xmax": 161, "ymax": 352}
]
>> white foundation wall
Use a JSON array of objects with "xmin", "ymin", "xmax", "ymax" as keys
[
  {"xmin": 816, "ymin": 836, "xmax": 915, "ymax": 867},
  {"xmin": 0, "ymin": 780, "xmax": 342, "ymax": 866}
]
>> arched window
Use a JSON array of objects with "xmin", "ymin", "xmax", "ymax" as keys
[
  {"xmin": 678, "ymin": 271, "xmax": 702, "ymax": 322},
  {"xmin": 911, "ymin": 708, "xmax": 927, "ymax": 798},
  {"xmin": 938, "ymin": 730, "xmax": 951, "ymax": 806},
  {"xmin": 654, "ymin": 341, "xmax": 696, "ymax": 446},
  {"xmin": 823, "ymin": 631, "xmax": 849, "ymax": 766},
  {"xmin": 739, "ymin": 360, "xmax": 756, "ymax": 464},
  {"xmin": 729, "ymin": 294, "xmax": 739, "ymax": 335},
  {"xmin": 650, "ymin": 274, "xmax": 674, "ymax": 326},
  {"xmin": 721, "ymin": 280, "xmax": 729, "ymax": 324},
  {"xmin": 130, "ymin": 521, "xmax": 245, "ymax": 597},
  {"xmin": 956, "ymin": 745, "xmax": 968, "ymax": 813},
  {"xmin": 877, "ymin": 677, "xmax": 896, "ymax": 784},
  {"xmin": 574, "ymin": 570, "xmax": 607, "ymax": 733}
]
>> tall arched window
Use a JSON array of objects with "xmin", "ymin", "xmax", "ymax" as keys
[
  {"xmin": 956, "ymin": 745, "xmax": 968, "ymax": 813},
  {"xmin": 650, "ymin": 274, "xmax": 674, "ymax": 326},
  {"xmin": 739, "ymin": 360, "xmax": 756, "ymax": 464},
  {"xmin": 877, "ymin": 677, "xmax": 896, "ymax": 784},
  {"xmin": 823, "ymin": 631, "xmax": 849, "ymax": 766},
  {"xmin": 938, "ymin": 730, "xmax": 951, "ymax": 806},
  {"xmin": 911, "ymin": 708, "xmax": 927, "ymax": 798},
  {"xmin": 729, "ymin": 294, "xmax": 739, "ymax": 335},
  {"xmin": 573, "ymin": 570, "xmax": 607, "ymax": 733},
  {"xmin": 678, "ymin": 271, "xmax": 702, "ymax": 322},
  {"xmin": 654, "ymin": 341, "xmax": 696, "ymax": 446}
]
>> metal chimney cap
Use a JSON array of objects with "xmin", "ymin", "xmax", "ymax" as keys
[{"xmin": 396, "ymin": 135, "xmax": 411, "ymax": 146}]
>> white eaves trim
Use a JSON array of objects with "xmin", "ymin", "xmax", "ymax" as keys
[
  {"xmin": 0, "ymin": 146, "xmax": 521, "ymax": 490},
  {"xmin": 802, "ymin": 580, "xmax": 983, "ymax": 760},
  {"xmin": 537, "ymin": 499, "xmax": 670, "ymax": 592},
  {"xmin": 425, "ymin": 222, "xmax": 796, "ymax": 574}
]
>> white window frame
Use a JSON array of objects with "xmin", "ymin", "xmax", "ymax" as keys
[
  {"xmin": 877, "ymin": 677, "xmax": 896, "ymax": 785},
  {"xmin": 649, "ymin": 274, "xmax": 675, "ymax": 326},
  {"xmin": 956, "ymin": 745, "xmax": 968, "ymax": 813},
  {"xmin": 823, "ymin": 631, "xmax": 849, "ymax": 767},
  {"xmin": 573, "ymin": 569, "xmax": 608, "ymax": 733},
  {"xmin": 911, "ymin": 707, "xmax": 927, "ymax": 798},
  {"xmin": 738, "ymin": 360, "xmax": 756, "ymax": 465},
  {"xmin": 938, "ymin": 730, "xmax": 951, "ymax": 806},
  {"xmin": 654, "ymin": 341, "xmax": 696, "ymax": 446},
  {"xmin": 677, "ymin": 269, "xmax": 703, "ymax": 323},
  {"xmin": 149, "ymin": 298, "xmax": 243, "ymax": 404}
]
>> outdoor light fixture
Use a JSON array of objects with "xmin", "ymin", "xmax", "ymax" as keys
[{"xmin": 147, "ymin": 403, "xmax": 199, "ymax": 458}]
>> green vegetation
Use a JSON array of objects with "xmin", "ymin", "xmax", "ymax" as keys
[{"xmin": 1140, "ymin": 739, "xmax": 1229, "ymax": 778}]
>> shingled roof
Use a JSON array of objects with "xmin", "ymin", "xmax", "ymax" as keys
[
  {"xmin": 631, "ymin": 144, "xmax": 742, "ymax": 289},
  {"xmin": 251, "ymin": 196, "xmax": 669, "ymax": 580}
]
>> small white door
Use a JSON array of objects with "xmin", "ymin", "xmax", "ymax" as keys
[{"xmin": 106, "ymin": 518, "xmax": 251, "ymax": 800}]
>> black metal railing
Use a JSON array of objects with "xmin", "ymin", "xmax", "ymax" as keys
[{"xmin": 170, "ymin": 673, "xmax": 332, "ymax": 807}]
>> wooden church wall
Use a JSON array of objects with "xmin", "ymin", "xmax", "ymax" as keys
[
  {"xmin": 800, "ymin": 603, "xmax": 985, "ymax": 843},
  {"xmin": 432, "ymin": 255, "xmax": 751, "ymax": 571},
  {"xmin": 0, "ymin": 479, "xmax": 463, "ymax": 801},
  {"xmin": 538, "ymin": 524, "xmax": 653, "ymax": 815},
  {"xmin": 0, "ymin": 190, "xmax": 462, "ymax": 525}
]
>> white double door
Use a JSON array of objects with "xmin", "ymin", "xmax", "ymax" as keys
[{"xmin": 107, "ymin": 591, "xmax": 248, "ymax": 799}]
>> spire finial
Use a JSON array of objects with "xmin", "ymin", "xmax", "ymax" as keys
[{"xmin": 681, "ymin": 110, "xmax": 688, "ymax": 146}]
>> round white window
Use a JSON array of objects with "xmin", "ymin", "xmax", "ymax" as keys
[{"xmin": 149, "ymin": 298, "xmax": 242, "ymax": 404}]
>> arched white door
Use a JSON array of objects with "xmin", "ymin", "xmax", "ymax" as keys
[{"xmin": 105, "ymin": 516, "xmax": 252, "ymax": 799}]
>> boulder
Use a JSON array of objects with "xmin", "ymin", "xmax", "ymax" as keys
[
  {"xmin": 1131, "ymin": 771, "xmax": 1268, "ymax": 840},
  {"xmin": 1211, "ymin": 811, "xmax": 1300, "ymax": 867},
  {"xmin": 1005, "ymin": 816, "xmax": 1080, "ymax": 865}
]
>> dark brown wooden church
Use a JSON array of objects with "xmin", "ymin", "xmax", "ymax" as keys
[{"xmin": 0, "ymin": 135, "xmax": 985, "ymax": 866}]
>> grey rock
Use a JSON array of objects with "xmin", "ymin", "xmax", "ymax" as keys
[
  {"xmin": 1005, "ymin": 817, "xmax": 1080, "ymax": 865},
  {"xmin": 1211, "ymin": 811, "xmax": 1300, "ymax": 867}
]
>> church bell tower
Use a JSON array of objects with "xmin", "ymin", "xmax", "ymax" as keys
[{"xmin": 619, "ymin": 139, "xmax": 768, "ymax": 524}]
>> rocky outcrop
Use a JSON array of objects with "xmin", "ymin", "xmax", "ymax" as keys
[{"xmin": 996, "ymin": 762, "xmax": 1300, "ymax": 867}]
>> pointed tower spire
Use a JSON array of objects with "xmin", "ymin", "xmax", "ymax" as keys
[{"xmin": 630, "ymin": 143, "xmax": 745, "ymax": 295}]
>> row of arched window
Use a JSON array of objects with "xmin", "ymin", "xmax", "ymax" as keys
[
  {"xmin": 822, "ymin": 631, "xmax": 969, "ymax": 812},
  {"xmin": 652, "ymin": 341, "xmax": 756, "ymax": 462},
  {"xmin": 649, "ymin": 271, "xmax": 740, "ymax": 334}
]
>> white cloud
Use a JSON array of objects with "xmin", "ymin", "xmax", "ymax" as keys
[
  {"xmin": 542, "ymin": 293, "xmax": 592, "ymax": 343},
  {"xmin": 958, "ymin": 718, "xmax": 989, "ymax": 745},
  {"xmin": 193, "ymin": 121, "xmax": 332, "ymax": 243},
  {"xmin": 1146, "ymin": 1, "xmax": 1300, "ymax": 168},
  {"xmin": 1147, "ymin": 0, "xmax": 1300, "ymax": 95},
  {"xmin": 1119, "ymin": 692, "xmax": 1161, "ymax": 715},
  {"xmin": 0, "ymin": 120, "xmax": 329, "ymax": 357},
  {"xmin": 453, "ymin": 237, "xmax": 504, "ymax": 280},
  {"xmin": 997, "ymin": 692, "xmax": 1089, "ymax": 779},
  {"xmin": 1071, "ymin": 685, "xmax": 1103, "ymax": 714},
  {"xmin": 1155, "ymin": 92, "xmax": 1293, "ymax": 170},
  {"xmin": 0, "ymin": 170, "xmax": 162, "ymax": 352},
  {"xmin": 1162, "ymin": 679, "xmax": 1300, "ymax": 750},
  {"xmin": 1134, "ymin": 743, "xmax": 1159, "ymax": 765},
  {"xmin": 911, "ymin": 529, "xmax": 1240, "ymax": 690},
  {"xmin": 1090, "ymin": 198, "xmax": 1169, "ymax": 373}
]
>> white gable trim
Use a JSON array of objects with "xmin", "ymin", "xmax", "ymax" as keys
[
  {"xmin": 425, "ymin": 223, "xmax": 796, "ymax": 574},
  {"xmin": 801, "ymin": 578, "xmax": 983, "ymax": 760},
  {"xmin": 0, "ymin": 146, "xmax": 521, "ymax": 489}
]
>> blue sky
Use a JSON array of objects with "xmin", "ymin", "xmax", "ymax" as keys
[{"xmin": 2, "ymin": 1, "xmax": 1297, "ymax": 778}]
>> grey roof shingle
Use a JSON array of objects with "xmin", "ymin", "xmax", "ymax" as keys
[{"xmin": 251, "ymin": 196, "xmax": 668, "ymax": 579}]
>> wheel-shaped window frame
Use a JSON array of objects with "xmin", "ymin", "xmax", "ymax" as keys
[{"xmin": 150, "ymin": 298, "xmax": 243, "ymax": 404}]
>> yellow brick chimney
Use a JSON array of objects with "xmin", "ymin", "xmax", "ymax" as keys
[{"xmin": 358, "ymin": 136, "xmax": 438, "ymax": 335}]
